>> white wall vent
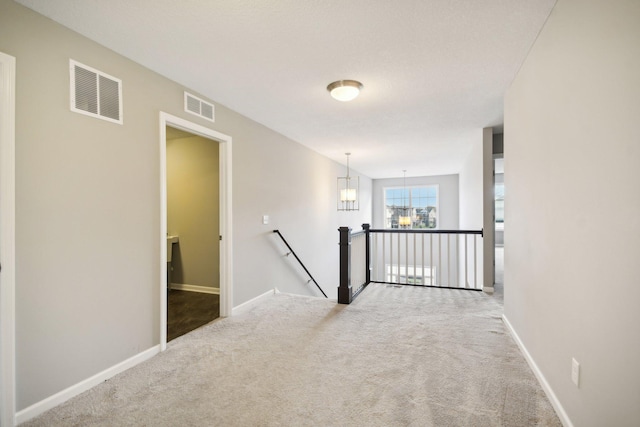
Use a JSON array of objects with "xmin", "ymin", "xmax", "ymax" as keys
[
  {"xmin": 70, "ymin": 59, "xmax": 123, "ymax": 124},
  {"xmin": 184, "ymin": 92, "xmax": 215, "ymax": 122}
]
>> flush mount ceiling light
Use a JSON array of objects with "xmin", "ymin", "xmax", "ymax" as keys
[
  {"xmin": 337, "ymin": 153, "xmax": 359, "ymax": 211},
  {"xmin": 327, "ymin": 80, "xmax": 363, "ymax": 102}
]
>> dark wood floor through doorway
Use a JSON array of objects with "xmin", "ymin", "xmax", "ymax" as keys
[{"xmin": 167, "ymin": 290, "xmax": 219, "ymax": 341}]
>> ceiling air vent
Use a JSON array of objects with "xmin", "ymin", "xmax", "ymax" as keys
[
  {"xmin": 184, "ymin": 92, "xmax": 215, "ymax": 122},
  {"xmin": 70, "ymin": 59, "xmax": 123, "ymax": 124}
]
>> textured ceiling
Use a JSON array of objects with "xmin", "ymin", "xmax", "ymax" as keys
[{"xmin": 17, "ymin": 0, "xmax": 556, "ymax": 178}]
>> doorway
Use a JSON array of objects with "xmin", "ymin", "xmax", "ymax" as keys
[
  {"xmin": 159, "ymin": 112, "xmax": 232, "ymax": 351},
  {"xmin": 166, "ymin": 126, "xmax": 220, "ymax": 341}
]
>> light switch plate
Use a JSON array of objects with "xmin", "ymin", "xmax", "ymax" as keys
[
  {"xmin": 262, "ymin": 215, "xmax": 269, "ymax": 225},
  {"xmin": 571, "ymin": 358, "xmax": 580, "ymax": 387}
]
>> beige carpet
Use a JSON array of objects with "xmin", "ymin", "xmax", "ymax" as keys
[{"xmin": 23, "ymin": 284, "xmax": 561, "ymax": 426}]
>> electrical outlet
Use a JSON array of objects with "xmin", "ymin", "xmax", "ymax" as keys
[
  {"xmin": 262, "ymin": 215, "xmax": 269, "ymax": 225},
  {"xmin": 571, "ymin": 358, "xmax": 580, "ymax": 387}
]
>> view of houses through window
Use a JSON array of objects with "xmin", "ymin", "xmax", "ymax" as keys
[{"xmin": 384, "ymin": 186, "xmax": 438, "ymax": 229}]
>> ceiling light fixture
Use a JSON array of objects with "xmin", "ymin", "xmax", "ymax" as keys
[
  {"xmin": 337, "ymin": 153, "xmax": 359, "ymax": 211},
  {"xmin": 327, "ymin": 80, "xmax": 363, "ymax": 102}
]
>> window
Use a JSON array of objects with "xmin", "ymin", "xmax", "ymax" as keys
[
  {"xmin": 384, "ymin": 186, "xmax": 438, "ymax": 229},
  {"xmin": 495, "ymin": 183, "xmax": 504, "ymax": 229}
]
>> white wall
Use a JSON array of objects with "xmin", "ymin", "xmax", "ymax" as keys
[
  {"xmin": 372, "ymin": 174, "xmax": 459, "ymax": 230},
  {"xmin": 504, "ymin": 0, "xmax": 640, "ymax": 425},
  {"xmin": 458, "ymin": 134, "xmax": 484, "ymax": 288},
  {"xmin": 0, "ymin": 0, "xmax": 371, "ymax": 413},
  {"xmin": 225, "ymin": 123, "xmax": 372, "ymax": 304},
  {"xmin": 459, "ymin": 137, "xmax": 483, "ymax": 231}
]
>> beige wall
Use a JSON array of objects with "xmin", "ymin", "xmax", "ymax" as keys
[
  {"xmin": 504, "ymin": 0, "xmax": 640, "ymax": 425},
  {"xmin": 458, "ymin": 131, "xmax": 484, "ymax": 288},
  {"xmin": 167, "ymin": 134, "xmax": 219, "ymax": 289},
  {"xmin": 0, "ymin": 0, "xmax": 371, "ymax": 412}
]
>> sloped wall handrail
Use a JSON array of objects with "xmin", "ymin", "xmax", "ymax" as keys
[{"xmin": 272, "ymin": 230, "xmax": 328, "ymax": 298}]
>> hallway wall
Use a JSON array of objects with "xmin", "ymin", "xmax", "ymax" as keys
[
  {"xmin": 458, "ymin": 131, "xmax": 485, "ymax": 289},
  {"xmin": 0, "ymin": 0, "xmax": 371, "ymax": 414},
  {"xmin": 504, "ymin": 0, "xmax": 640, "ymax": 425}
]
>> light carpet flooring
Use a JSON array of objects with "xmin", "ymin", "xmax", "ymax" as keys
[{"xmin": 23, "ymin": 281, "xmax": 560, "ymax": 426}]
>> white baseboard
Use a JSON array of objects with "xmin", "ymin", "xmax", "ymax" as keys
[
  {"xmin": 502, "ymin": 315, "xmax": 573, "ymax": 427},
  {"xmin": 483, "ymin": 286, "xmax": 495, "ymax": 294},
  {"xmin": 16, "ymin": 345, "xmax": 160, "ymax": 425},
  {"xmin": 170, "ymin": 283, "xmax": 219, "ymax": 294},
  {"xmin": 232, "ymin": 288, "xmax": 278, "ymax": 316}
]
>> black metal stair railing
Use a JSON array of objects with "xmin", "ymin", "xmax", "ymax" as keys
[
  {"xmin": 339, "ymin": 224, "xmax": 484, "ymax": 304},
  {"xmin": 338, "ymin": 224, "xmax": 371, "ymax": 304},
  {"xmin": 272, "ymin": 230, "xmax": 328, "ymax": 298}
]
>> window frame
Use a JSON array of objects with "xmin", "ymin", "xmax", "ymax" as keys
[{"xmin": 382, "ymin": 184, "xmax": 439, "ymax": 230}]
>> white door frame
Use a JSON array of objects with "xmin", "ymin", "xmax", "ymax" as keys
[
  {"xmin": 159, "ymin": 112, "xmax": 233, "ymax": 351},
  {"xmin": 0, "ymin": 52, "xmax": 17, "ymax": 427}
]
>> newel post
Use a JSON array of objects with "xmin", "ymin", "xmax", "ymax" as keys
[{"xmin": 338, "ymin": 226, "xmax": 352, "ymax": 304}]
